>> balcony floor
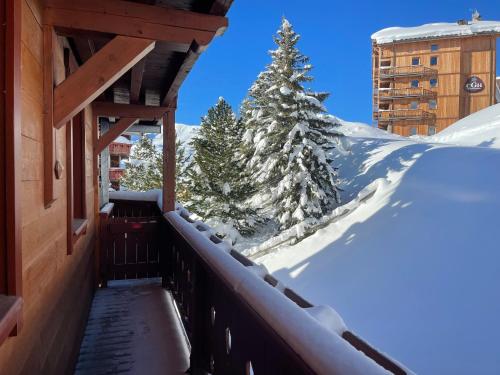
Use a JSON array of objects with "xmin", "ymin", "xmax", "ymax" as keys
[{"xmin": 75, "ymin": 278, "xmax": 190, "ymax": 375}]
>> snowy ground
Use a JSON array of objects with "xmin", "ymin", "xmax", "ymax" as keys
[{"xmin": 246, "ymin": 106, "xmax": 500, "ymax": 374}]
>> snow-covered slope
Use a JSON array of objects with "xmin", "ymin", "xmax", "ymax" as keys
[
  {"xmin": 331, "ymin": 116, "xmax": 401, "ymax": 139},
  {"xmin": 252, "ymin": 137, "xmax": 500, "ymax": 374},
  {"xmin": 153, "ymin": 123, "xmax": 198, "ymax": 150},
  {"xmin": 427, "ymin": 103, "xmax": 500, "ymax": 148},
  {"xmin": 372, "ymin": 20, "xmax": 500, "ymax": 44}
]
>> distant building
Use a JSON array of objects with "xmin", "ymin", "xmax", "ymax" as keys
[
  {"xmin": 372, "ymin": 11, "xmax": 500, "ymax": 136},
  {"xmin": 109, "ymin": 136, "xmax": 132, "ymax": 190},
  {"xmin": 496, "ymin": 76, "xmax": 500, "ymax": 103}
]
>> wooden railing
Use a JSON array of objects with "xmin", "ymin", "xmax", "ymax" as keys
[
  {"xmin": 378, "ymin": 88, "xmax": 437, "ymax": 100},
  {"xmin": 163, "ymin": 209, "xmax": 407, "ymax": 375},
  {"xmin": 379, "ymin": 65, "xmax": 437, "ymax": 79},
  {"xmin": 99, "ymin": 197, "xmax": 408, "ymax": 374}
]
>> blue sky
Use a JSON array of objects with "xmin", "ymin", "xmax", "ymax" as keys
[{"xmin": 176, "ymin": 0, "xmax": 500, "ymax": 126}]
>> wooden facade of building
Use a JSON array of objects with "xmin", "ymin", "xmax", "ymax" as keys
[{"xmin": 372, "ymin": 19, "xmax": 499, "ymax": 136}]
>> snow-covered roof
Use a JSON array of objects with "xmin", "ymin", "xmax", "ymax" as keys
[
  {"xmin": 113, "ymin": 135, "xmax": 132, "ymax": 144},
  {"xmin": 372, "ymin": 20, "xmax": 500, "ymax": 44}
]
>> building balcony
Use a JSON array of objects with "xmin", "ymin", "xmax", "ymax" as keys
[
  {"xmin": 79, "ymin": 195, "xmax": 409, "ymax": 375},
  {"xmin": 378, "ymin": 88, "xmax": 437, "ymax": 101},
  {"xmin": 109, "ymin": 142, "xmax": 132, "ymax": 156},
  {"xmin": 109, "ymin": 167, "xmax": 125, "ymax": 182},
  {"xmin": 379, "ymin": 65, "xmax": 437, "ymax": 79},
  {"xmin": 376, "ymin": 109, "xmax": 436, "ymax": 124}
]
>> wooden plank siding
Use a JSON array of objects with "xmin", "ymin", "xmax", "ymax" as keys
[
  {"xmin": 374, "ymin": 34, "xmax": 498, "ymax": 135},
  {"xmin": 0, "ymin": 0, "xmax": 96, "ymax": 373}
]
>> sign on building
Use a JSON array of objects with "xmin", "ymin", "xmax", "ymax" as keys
[{"xmin": 464, "ymin": 76, "xmax": 485, "ymax": 93}]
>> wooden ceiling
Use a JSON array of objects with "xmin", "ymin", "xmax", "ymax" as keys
[{"xmin": 46, "ymin": 0, "xmax": 232, "ymax": 119}]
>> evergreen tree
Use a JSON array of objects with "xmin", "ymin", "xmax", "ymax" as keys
[
  {"xmin": 121, "ymin": 135, "xmax": 163, "ymax": 191},
  {"xmin": 175, "ymin": 137, "xmax": 192, "ymax": 203},
  {"xmin": 187, "ymin": 98, "xmax": 259, "ymax": 235},
  {"xmin": 243, "ymin": 18, "xmax": 342, "ymax": 230},
  {"xmin": 121, "ymin": 134, "xmax": 192, "ymax": 198}
]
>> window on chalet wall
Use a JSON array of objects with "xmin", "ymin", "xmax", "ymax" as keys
[
  {"xmin": 431, "ymin": 44, "xmax": 439, "ymax": 52},
  {"xmin": 411, "ymin": 79, "xmax": 419, "ymax": 88},
  {"xmin": 68, "ymin": 110, "xmax": 88, "ymax": 247},
  {"xmin": 430, "ymin": 78, "xmax": 438, "ymax": 88},
  {"xmin": 430, "ymin": 56, "xmax": 438, "ymax": 66},
  {"xmin": 412, "ymin": 57, "xmax": 420, "ymax": 66},
  {"xmin": 72, "ymin": 111, "xmax": 86, "ymax": 221}
]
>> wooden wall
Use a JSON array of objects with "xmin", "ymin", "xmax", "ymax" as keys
[
  {"xmin": 375, "ymin": 34, "xmax": 497, "ymax": 135},
  {"xmin": 0, "ymin": 0, "xmax": 96, "ymax": 373}
]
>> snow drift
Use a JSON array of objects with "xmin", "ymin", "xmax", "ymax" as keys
[
  {"xmin": 427, "ymin": 103, "xmax": 500, "ymax": 149},
  {"xmin": 249, "ymin": 108, "xmax": 500, "ymax": 374}
]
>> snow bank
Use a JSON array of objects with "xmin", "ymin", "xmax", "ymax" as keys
[
  {"xmin": 428, "ymin": 103, "xmax": 500, "ymax": 148},
  {"xmin": 327, "ymin": 115, "xmax": 401, "ymax": 140},
  {"xmin": 255, "ymin": 139, "xmax": 500, "ymax": 374},
  {"xmin": 372, "ymin": 20, "xmax": 500, "ymax": 44}
]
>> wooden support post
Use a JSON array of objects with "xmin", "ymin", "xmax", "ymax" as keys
[
  {"xmin": 53, "ymin": 36, "xmax": 155, "ymax": 129},
  {"xmin": 94, "ymin": 117, "xmax": 137, "ymax": 155},
  {"xmin": 43, "ymin": 25, "xmax": 56, "ymax": 207},
  {"xmin": 162, "ymin": 110, "xmax": 176, "ymax": 212}
]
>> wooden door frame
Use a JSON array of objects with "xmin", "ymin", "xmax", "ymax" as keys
[{"xmin": 0, "ymin": 0, "xmax": 23, "ymax": 341}]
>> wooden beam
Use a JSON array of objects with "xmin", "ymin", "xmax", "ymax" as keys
[
  {"xmin": 92, "ymin": 102, "xmax": 169, "ymax": 120},
  {"xmin": 162, "ymin": 42, "xmax": 206, "ymax": 107},
  {"xmin": 94, "ymin": 118, "xmax": 137, "ymax": 155},
  {"xmin": 44, "ymin": 0, "xmax": 227, "ymax": 46},
  {"xmin": 130, "ymin": 58, "xmax": 146, "ymax": 104},
  {"xmin": 53, "ymin": 36, "xmax": 155, "ymax": 129},
  {"xmin": 159, "ymin": 0, "xmax": 230, "ymax": 106},
  {"xmin": 209, "ymin": 0, "xmax": 234, "ymax": 16},
  {"xmin": 162, "ymin": 110, "xmax": 176, "ymax": 212}
]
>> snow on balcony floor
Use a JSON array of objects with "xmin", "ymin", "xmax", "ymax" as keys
[{"xmin": 75, "ymin": 278, "xmax": 189, "ymax": 375}]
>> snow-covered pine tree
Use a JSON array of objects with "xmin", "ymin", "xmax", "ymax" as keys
[
  {"xmin": 244, "ymin": 17, "xmax": 342, "ymax": 230},
  {"xmin": 121, "ymin": 133, "xmax": 192, "ymax": 196},
  {"xmin": 187, "ymin": 97, "xmax": 259, "ymax": 236},
  {"xmin": 121, "ymin": 135, "xmax": 163, "ymax": 191},
  {"xmin": 175, "ymin": 137, "xmax": 192, "ymax": 203}
]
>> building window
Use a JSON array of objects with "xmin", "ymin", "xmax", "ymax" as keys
[
  {"xmin": 430, "ymin": 78, "xmax": 438, "ymax": 88},
  {"xmin": 410, "ymin": 101, "xmax": 419, "ymax": 109},
  {"xmin": 428, "ymin": 126, "xmax": 437, "ymax": 135},
  {"xmin": 72, "ymin": 112, "xmax": 86, "ymax": 221},
  {"xmin": 410, "ymin": 127, "xmax": 417, "ymax": 136},
  {"xmin": 412, "ymin": 57, "xmax": 420, "ymax": 65},
  {"xmin": 411, "ymin": 79, "xmax": 419, "ymax": 88},
  {"xmin": 431, "ymin": 44, "xmax": 439, "ymax": 52},
  {"xmin": 429, "ymin": 100, "xmax": 437, "ymax": 109},
  {"xmin": 380, "ymin": 60, "xmax": 391, "ymax": 67},
  {"xmin": 430, "ymin": 56, "xmax": 438, "ymax": 66}
]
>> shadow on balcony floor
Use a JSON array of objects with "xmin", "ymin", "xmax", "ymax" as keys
[{"xmin": 75, "ymin": 278, "xmax": 190, "ymax": 375}]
